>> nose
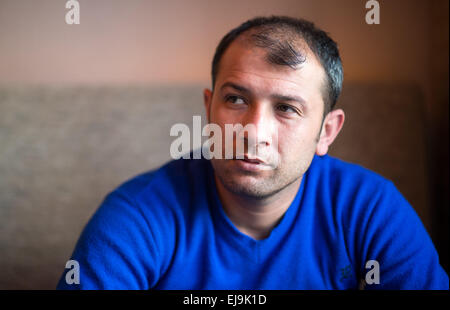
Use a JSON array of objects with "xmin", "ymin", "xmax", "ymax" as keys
[{"xmin": 239, "ymin": 102, "xmax": 275, "ymax": 149}]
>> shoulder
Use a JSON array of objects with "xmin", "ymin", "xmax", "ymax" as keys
[
  {"xmin": 82, "ymin": 156, "xmax": 209, "ymax": 245},
  {"xmin": 80, "ymin": 158, "xmax": 199, "ymax": 242},
  {"xmin": 305, "ymin": 155, "xmax": 409, "ymax": 243},
  {"xmin": 97, "ymin": 156, "xmax": 213, "ymax": 232},
  {"xmin": 307, "ymin": 154, "xmax": 394, "ymax": 200},
  {"xmin": 308, "ymin": 156, "xmax": 448, "ymax": 289},
  {"xmin": 310, "ymin": 154, "xmax": 387, "ymax": 183},
  {"xmin": 66, "ymin": 157, "xmax": 210, "ymax": 288},
  {"xmin": 95, "ymin": 157, "xmax": 212, "ymax": 236},
  {"xmin": 114, "ymin": 158, "xmax": 195, "ymax": 197},
  {"xmin": 111, "ymin": 156, "xmax": 209, "ymax": 208}
]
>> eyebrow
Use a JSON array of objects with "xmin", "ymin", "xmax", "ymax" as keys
[{"xmin": 220, "ymin": 81, "xmax": 306, "ymax": 106}]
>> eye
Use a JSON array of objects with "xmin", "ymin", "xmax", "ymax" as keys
[
  {"xmin": 276, "ymin": 104, "xmax": 298, "ymax": 114},
  {"xmin": 225, "ymin": 95, "xmax": 246, "ymax": 105}
]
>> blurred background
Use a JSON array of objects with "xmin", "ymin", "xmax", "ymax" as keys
[{"xmin": 0, "ymin": 0, "xmax": 448, "ymax": 289}]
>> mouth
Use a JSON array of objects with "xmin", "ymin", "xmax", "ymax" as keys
[
  {"xmin": 233, "ymin": 154, "xmax": 266, "ymax": 164},
  {"xmin": 231, "ymin": 154, "xmax": 274, "ymax": 172},
  {"xmin": 242, "ymin": 155, "xmax": 264, "ymax": 164}
]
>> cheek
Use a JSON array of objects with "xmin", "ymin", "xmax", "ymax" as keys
[
  {"xmin": 277, "ymin": 134, "xmax": 301, "ymax": 157},
  {"xmin": 276, "ymin": 125, "xmax": 317, "ymax": 158}
]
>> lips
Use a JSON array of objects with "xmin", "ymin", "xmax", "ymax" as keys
[
  {"xmin": 234, "ymin": 154, "xmax": 267, "ymax": 165},
  {"xmin": 230, "ymin": 153, "xmax": 275, "ymax": 172},
  {"xmin": 242, "ymin": 157, "xmax": 262, "ymax": 164}
]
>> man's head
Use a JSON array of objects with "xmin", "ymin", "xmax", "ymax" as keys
[{"xmin": 203, "ymin": 16, "xmax": 345, "ymax": 200}]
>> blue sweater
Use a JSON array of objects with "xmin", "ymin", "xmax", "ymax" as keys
[{"xmin": 57, "ymin": 155, "xmax": 448, "ymax": 289}]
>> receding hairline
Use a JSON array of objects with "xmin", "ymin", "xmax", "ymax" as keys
[
  {"xmin": 214, "ymin": 26, "xmax": 325, "ymax": 81},
  {"xmin": 234, "ymin": 28, "xmax": 314, "ymax": 65}
]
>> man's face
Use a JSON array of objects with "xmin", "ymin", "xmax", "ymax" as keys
[{"xmin": 204, "ymin": 39, "xmax": 327, "ymax": 199}]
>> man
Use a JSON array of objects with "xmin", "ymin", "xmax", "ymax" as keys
[{"xmin": 57, "ymin": 16, "xmax": 448, "ymax": 289}]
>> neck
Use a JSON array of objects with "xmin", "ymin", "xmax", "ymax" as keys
[{"xmin": 215, "ymin": 176, "xmax": 301, "ymax": 240}]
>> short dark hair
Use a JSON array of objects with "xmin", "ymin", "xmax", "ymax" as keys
[{"xmin": 211, "ymin": 16, "xmax": 343, "ymax": 115}]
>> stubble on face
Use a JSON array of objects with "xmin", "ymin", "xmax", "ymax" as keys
[{"xmin": 211, "ymin": 154, "xmax": 311, "ymax": 200}]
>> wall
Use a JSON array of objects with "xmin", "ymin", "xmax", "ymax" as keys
[{"xmin": 0, "ymin": 0, "xmax": 434, "ymax": 87}]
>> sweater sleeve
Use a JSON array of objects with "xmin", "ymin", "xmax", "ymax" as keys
[
  {"xmin": 56, "ymin": 189, "xmax": 161, "ymax": 289},
  {"xmin": 357, "ymin": 181, "xmax": 448, "ymax": 290}
]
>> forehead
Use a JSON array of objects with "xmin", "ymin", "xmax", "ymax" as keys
[{"xmin": 216, "ymin": 38, "xmax": 326, "ymax": 98}]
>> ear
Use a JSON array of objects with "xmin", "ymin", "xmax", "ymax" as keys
[
  {"xmin": 203, "ymin": 88, "xmax": 213, "ymax": 122},
  {"xmin": 315, "ymin": 108, "xmax": 345, "ymax": 156}
]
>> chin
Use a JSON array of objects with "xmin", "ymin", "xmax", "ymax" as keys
[
  {"xmin": 216, "ymin": 168, "xmax": 284, "ymax": 200},
  {"xmin": 221, "ymin": 177, "xmax": 277, "ymax": 200}
]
